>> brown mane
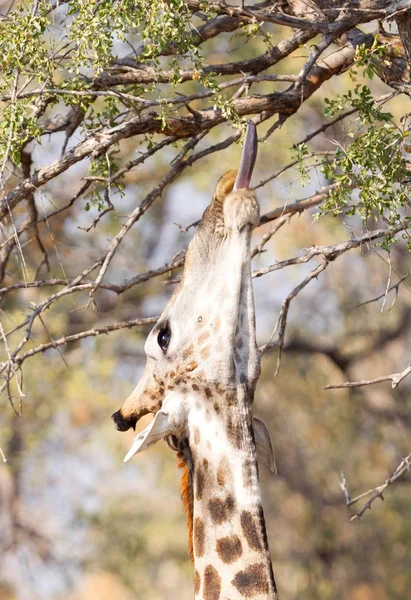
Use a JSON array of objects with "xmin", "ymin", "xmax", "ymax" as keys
[{"xmin": 177, "ymin": 455, "xmax": 194, "ymax": 561}]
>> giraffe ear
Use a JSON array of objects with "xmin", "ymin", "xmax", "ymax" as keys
[
  {"xmin": 253, "ymin": 417, "xmax": 277, "ymax": 475},
  {"xmin": 124, "ymin": 410, "xmax": 171, "ymax": 463},
  {"xmin": 214, "ymin": 170, "xmax": 237, "ymax": 202}
]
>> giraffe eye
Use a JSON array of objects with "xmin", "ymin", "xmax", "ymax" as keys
[{"xmin": 157, "ymin": 324, "xmax": 171, "ymax": 352}]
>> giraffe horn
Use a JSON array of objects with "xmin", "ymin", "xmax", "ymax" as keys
[{"xmin": 234, "ymin": 120, "xmax": 258, "ymax": 191}]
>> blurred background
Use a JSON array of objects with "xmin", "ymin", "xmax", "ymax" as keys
[{"xmin": 1, "ymin": 3, "xmax": 411, "ymax": 600}]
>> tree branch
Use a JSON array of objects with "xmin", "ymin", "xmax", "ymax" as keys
[
  {"xmin": 325, "ymin": 363, "xmax": 411, "ymax": 390},
  {"xmin": 340, "ymin": 452, "xmax": 411, "ymax": 521}
]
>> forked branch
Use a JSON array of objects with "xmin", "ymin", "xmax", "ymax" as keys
[{"xmin": 340, "ymin": 452, "xmax": 411, "ymax": 521}]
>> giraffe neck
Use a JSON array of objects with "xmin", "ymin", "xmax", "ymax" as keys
[{"xmin": 188, "ymin": 389, "xmax": 278, "ymax": 600}]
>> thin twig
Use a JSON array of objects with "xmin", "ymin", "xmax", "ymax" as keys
[
  {"xmin": 325, "ymin": 363, "xmax": 411, "ymax": 390},
  {"xmin": 259, "ymin": 260, "xmax": 328, "ymax": 372},
  {"xmin": 0, "ymin": 316, "xmax": 158, "ymax": 397},
  {"xmin": 346, "ymin": 452, "xmax": 411, "ymax": 521},
  {"xmin": 0, "ymin": 319, "xmax": 25, "ymax": 411},
  {"xmin": 253, "ymin": 225, "xmax": 404, "ymax": 278},
  {"xmin": 355, "ymin": 270, "xmax": 411, "ymax": 309},
  {"xmin": 87, "ymin": 130, "xmax": 208, "ymax": 306}
]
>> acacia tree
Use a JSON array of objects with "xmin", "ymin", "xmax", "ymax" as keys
[{"xmin": 1, "ymin": 0, "xmax": 411, "ymax": 533}]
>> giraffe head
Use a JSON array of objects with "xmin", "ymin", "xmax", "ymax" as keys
[
  {"xmin": 112, "ymin": 121, "xmax": 262, "ymax": 449},
  {"xmin": 112, "ymin": 123, "xmax": 278, "ymax": 599}
]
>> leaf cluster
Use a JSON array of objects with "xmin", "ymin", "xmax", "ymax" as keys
[{"xmin": 295, "ymin": 85, "xmax": 411, "ymax": 249}]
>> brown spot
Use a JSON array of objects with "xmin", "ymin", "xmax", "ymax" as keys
[
  {"xmin": 193, "ymin": 427, "xmax": 200, "ymax": 445},
  {"xmin": 208, "ymin": 495, "xmax": 235, "ymax": 524},
  {"xmin": 205, "ymin": 387, "xmax": 212, "ymax": 398},
  {"xmin": 195, "ymin": 467, "xmax": 205, "ymax": 500},
  {"xmin": 242, "ymin": 461, "xmax": 253, "ymax": 489},
  {"xmin": 203, "ymin": 565, "xmax": 221, "ymax": 600},
  {"xmin": 213, "ymin": 403, "xmax": 220, "ymax": 414},
  {"xmin": 203, "ymin": 458, "xmax": 209, "ymax": 470},
  {"xmin": 216, "ymin": 457, "xmax": 229, "ymax": 487},
  {"xmin": 194, "ymin": 517, "xmax": 205, "ymax": 557},
  {"xmin": 195, "ymin": 570, "xmax": 201, "ymax": 595},
  {"xmin": 216, "ymin": 535, "xmax": 243, "ymax": 564},
  {"xmin": 183, "ymin": 345, "xmax": 194, "ymax": 360},
  {"xmin": 198, "ymin": 331, "xmax": 210, "ymax": 344},
  {"xmin": 169, "ymin": 370, "xmax": 176, "ymax": 378},
  {"xmin": 226, "ymin": 413, "xmax": 243, "ymax": 449},
  {"xmin": 217, "ymin": 470, "xmax": 225, "ymax": 487},
  {"xmin": 186, "ymin": 361, "xmax": 198, "ymax": 372},
  {"xmin": 225, "ymin": 390, "xmax": 237, "ymax": 406},
  {"xmin": 214, "ymin": 316, "xmax": 221, "ymax": 332},
  {"xmin": 200, "ymin": 345, "xmax": 211, "ymax": 359},
  {"xmin": 240, "ymin": 511, "xmax": 262, "ymax": 551},
  {"xmin": 232, "ymin": 563, "xmax": 269, "ymax": 597},
  {"xmin": 192, "ymin": 383, "xmax": 200, "ymax": 391}
]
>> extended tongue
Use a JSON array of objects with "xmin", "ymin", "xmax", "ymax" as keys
[{"xmin": 234, "ymin": 120, "xmax": 258, "ymax": 191}]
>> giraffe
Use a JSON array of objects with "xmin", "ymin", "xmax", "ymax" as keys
[{"xmin": 112, "ymin": 121, "xmax": 279, "ymax": 600}]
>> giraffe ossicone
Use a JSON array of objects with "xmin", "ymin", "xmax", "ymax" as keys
[{"xmin": 113, "ymin": 121, "xmax": 279, "ymax": 600}]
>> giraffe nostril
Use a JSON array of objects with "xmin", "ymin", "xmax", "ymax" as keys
[{"xmin": 111, "ymin": 410, "xmax": 137, "ymax": 432}]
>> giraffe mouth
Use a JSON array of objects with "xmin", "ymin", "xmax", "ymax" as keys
[
  {"xmin": 111, "ymin": 410, "xmax": 137, "ymax": 432},
  {"xmin": 234, "ymin": 120, "xmax": 257, "ymax": 191}
]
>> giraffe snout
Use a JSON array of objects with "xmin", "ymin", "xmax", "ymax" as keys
[
  {"xmin": 224, "ymin": 189, "xmax": 260, "ymax": 231},
  {"xmin": 111, "ymin": 409, "xmax": 137, "ymax": 432}
]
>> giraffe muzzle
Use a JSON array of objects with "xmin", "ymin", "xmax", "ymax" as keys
[{"xmin": 111, "ymin": 409, "xmax": 137, "ymax": 432}]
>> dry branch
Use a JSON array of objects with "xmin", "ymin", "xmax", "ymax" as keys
[
  {"xmin": 325, "ymin": 363, "xmax": 411, "ymax": 390},
  {"xmin": 259, "ymin": 260, "xmax": 329, "ymax": 368},
  {"xmin": 0, "ymin": 316, "xmax": 158, "ymax": 397},
  {"xmin": 341, "ymin": 452, "xmax": 411, "ymax": 521}
]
